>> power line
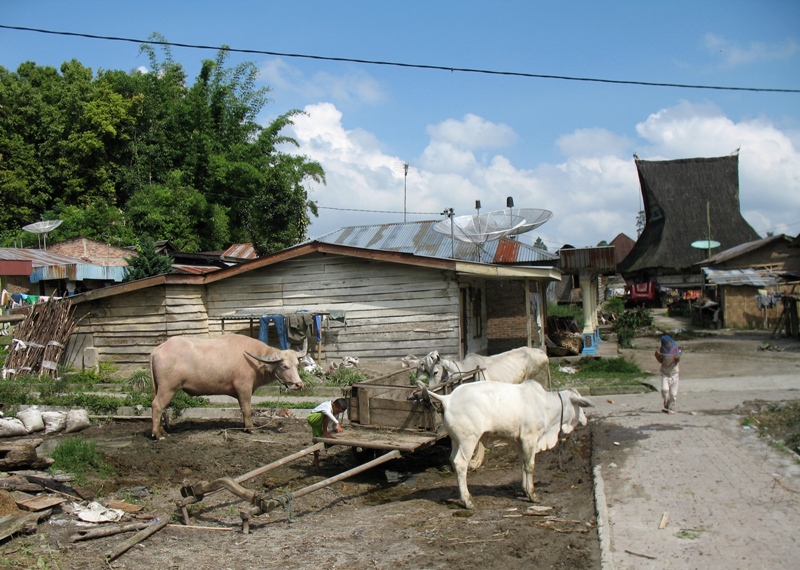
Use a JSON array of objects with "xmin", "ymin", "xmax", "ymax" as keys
[
  {"xmin": 318, "ymin": 205, "xmax": 438, "ymax": 215},
  {"xmin": 2, "ymin": 24, "xmax": 799, "ymax": 94}
]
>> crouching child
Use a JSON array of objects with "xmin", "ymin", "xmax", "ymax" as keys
[{"xmin": 307, "ymin": 398, "xmax": 348, "ymax": 471}]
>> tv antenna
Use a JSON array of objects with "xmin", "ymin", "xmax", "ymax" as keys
[
  {"xmin": 22, "ymin": 219, "xmax": 63, "ymax": 250},
  {"xmin": 394, "ymin": 161, "xmax": 417, "ymax": 222}
]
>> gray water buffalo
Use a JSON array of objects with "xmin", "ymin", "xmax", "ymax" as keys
[{"xmin": 149, "ymin": 334, "xmax": 306, "ymax": 439}]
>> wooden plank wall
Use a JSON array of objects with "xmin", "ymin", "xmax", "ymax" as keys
[
  {"xmin": 206, "ymin": 253, "xmax": 463, "ymax": 362},
  {"xmin": 68, "ymin": 284, "xmax": 208, "ymax": 372}
]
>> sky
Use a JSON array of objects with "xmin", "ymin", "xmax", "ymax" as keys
[{"xmin": 2, "ymin": 1, "xmax": 799, "ymax": 251}]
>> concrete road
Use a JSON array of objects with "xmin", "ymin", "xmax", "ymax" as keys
[{"xmin": 590, "ymin": 376, "xmax": 800, "ymax": 569}]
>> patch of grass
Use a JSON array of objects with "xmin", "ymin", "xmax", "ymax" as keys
[
  {"xmin": 550, "ymin": 357, "xmax": 649, "ymax": 390},
  {"xmin": 50, "ymin": 436, "xmax": 114, "ymax": 484},
  {"xmin": 742, "ymin": 400, "xmax": 800, "ymax": 456}
]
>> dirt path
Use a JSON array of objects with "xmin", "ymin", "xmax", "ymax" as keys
[{"xmin": 1, "ymin": 318, "xmax": 798, "ymax": 569}]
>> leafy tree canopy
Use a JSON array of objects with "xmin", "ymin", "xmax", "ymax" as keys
[
  {"xmin": 123, "ymin": 234, "xmax": 174, "ymax": 281},
  {"xmin": 0, "ymin": 37, "xmax": 324, "ymax": 253}
]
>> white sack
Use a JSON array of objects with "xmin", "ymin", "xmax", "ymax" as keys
[
  {"xmin": 41, "ymin": 411, "xmax": 68, "ymax": 434},
  {"xmin": 16, "ymin": 406, "xmax": 45, "ymax": 433},
  {"xmin": 0, "ymin": 417, "xmax": 29, "ymax": 437},
  {"xmin": 65, "ymin": 409, "xmax": 91, "ymax": 433}
]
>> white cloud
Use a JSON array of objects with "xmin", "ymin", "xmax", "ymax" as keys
[
  {"xmin": 426, "ymin": 114, "xmax": 517, "ymax": 150},
  {"xmin": 286, "ymin": 101, "xmax": 800, "ymax": 250},
  {"xmin": 259, "ymin": 58, "xmax": 385, "ymax": 105},
  {"xmin": 704, "ymin": 33, "xmax": 800, "ymax": 68}
]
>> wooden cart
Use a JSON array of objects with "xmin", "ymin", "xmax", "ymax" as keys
[{"xmin": 174, "ymin": 366, "xmax": 480, "ymax": 532}]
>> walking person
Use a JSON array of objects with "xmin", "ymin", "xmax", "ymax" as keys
[{"xmin": 655, "ymin": 335, "xmax": 681, "ymax": 413}]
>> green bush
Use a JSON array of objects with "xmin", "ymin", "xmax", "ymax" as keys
[
  {"xmin": 615, "ymin": 307, "xmax": 654, "ymax": 347},
  {"xmin": 547, "ymin": 303, "xmax": 584, "ymax": 327},
  {"xmin": 604, "ymin": 297, "xmax": 625, "ymax": 314}
]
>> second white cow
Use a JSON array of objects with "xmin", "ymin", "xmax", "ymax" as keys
[
  {"xmin": 418, "ymin": 380, "xmax": 594, "ymax": 509},
  {"xmin": 421, "ymin": 347, "xmax": 551, "ymax": 389}
]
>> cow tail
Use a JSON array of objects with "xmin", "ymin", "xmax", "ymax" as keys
[{"xmin": 149, "ymin": 352, "xmax": 158, "ymax": 398}]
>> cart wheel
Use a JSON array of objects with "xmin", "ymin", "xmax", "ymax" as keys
[{"xmin": 352, "ymin": 446, "xmax": 379, "ymax": 464}]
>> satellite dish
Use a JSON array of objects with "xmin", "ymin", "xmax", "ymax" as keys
[
  {"xmin": 501, "ymin": 208, "xmax": 553, "ymax": 235},
  {"xmin": 22, "ymin": 220, "xmax": 62, "ymax": 250},
  {"xmin": 691, "ymin": 240, "xmax": 720, "ymax": 249},
  {"xmin": 433, "ymin": 212, "xmax": 528, "ymax": 244}
]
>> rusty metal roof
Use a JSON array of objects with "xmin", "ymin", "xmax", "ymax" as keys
[
  {"xmin": 558, "ymin": 246, "xmax": 617, "ymax": 275},
  {"xmin": 171, "ymin": 264, "xmax": 222, "ymax": 275},
  {"xmin": 313, "ymin": 221, "xmax": 556, "ymax": 265},
  {"xmin": 221, "ymin": 243, "xmax": 257, "ymax": 260}
]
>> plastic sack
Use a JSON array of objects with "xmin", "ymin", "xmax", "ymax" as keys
[
  {"xmin": 65, "ymin": 409, "xmax": 91, "ymax": 433},
  {"xmin": 16, "ymin": 406, "xmax": 45, "ymax": 433},
  {"xmin": 41, "ymin": 411, "xmax": 67, "ymax": 434},
  {"xmin": 0, "ymin": 417, "xmax": 29, "ymax": 437}
]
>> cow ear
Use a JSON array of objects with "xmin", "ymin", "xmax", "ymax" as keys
[{"xmin": 570, "ymin": 394, "xmax": 595, "ymax": 408}]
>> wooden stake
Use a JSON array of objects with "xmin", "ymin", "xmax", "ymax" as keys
[{"xmin": 659, "ymin": 511, "xmax": 669, "ymax": 529}]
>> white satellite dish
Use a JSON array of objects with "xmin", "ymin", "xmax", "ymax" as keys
[
  {"xmin": 494, "ymin": 208, "xmax": 553, "ymax": 235},
  {"xmin": 22, "ymin": 219, "xmax": 62, "ymax": 249},
  {"xmin": 433, "ymin": 212, "xmax": 528, "ymax": 244}
]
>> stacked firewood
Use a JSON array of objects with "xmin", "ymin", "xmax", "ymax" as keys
[{"xmin": 2, "ymin": 298, "xmax": 79, "ymax": 379}]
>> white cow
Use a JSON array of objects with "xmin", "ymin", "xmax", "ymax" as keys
[
  {"xmin": 418, "ymin": 347, "xmax": 552, "ymax": 469},
  {"xmin": 418, "ymin": 380, "xmax": 593, "ymax": 509},
  {"xmin": 420, "ymin": 347, "xmax": 551, "ymax": 389}
]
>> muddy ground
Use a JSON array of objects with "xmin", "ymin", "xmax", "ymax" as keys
[
  {"xmin": 2, "ymin": 320, "xmax": 799, "ymax": 570},
  {"xmin": 3, "ymin": 418, "xmax": 598, "ymax": 570}
]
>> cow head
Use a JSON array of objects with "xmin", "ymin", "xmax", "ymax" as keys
[
  {"xmin": 560, "ymin": 389, "xmax": 595, "ymax": 434},
  {"xmin": 245, "ymin": 339, "xmax": 307, "ymax": 390}
]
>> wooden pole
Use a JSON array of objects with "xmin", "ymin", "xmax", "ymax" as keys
[{"xmin": 104, "ymin": 516, "xmax": 170, "ymax": 561}]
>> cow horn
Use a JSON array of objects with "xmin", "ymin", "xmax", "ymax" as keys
[
  {"xmin": 296, "ymin": 338, "xmax": 308, "ymax": 357},
  {"xmin": 245, "ymin": 351, "xmax": 282, "ymax": 364}
]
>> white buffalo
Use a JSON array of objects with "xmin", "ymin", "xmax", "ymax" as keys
[{"xmin": 419, "ymin": 380, "xmax": 593, "ymax": 509}]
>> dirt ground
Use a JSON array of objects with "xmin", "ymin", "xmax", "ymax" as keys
[{"xmin": 2, "ymin": 319, "xmax": 799, "ymax": 570}]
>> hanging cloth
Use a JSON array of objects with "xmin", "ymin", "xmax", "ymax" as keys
[{"xmin": 258, "ymin": 315, "xmax": 289, "ymax": 350}]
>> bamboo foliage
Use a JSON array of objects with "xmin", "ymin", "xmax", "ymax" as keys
[{"xmin": 2, "ymin": 298, "xmax": 81, "ymax": 379}]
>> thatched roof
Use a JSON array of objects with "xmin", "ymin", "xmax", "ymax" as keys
[{"xmin": 619, "ymin": 154, "xmax": 760, "ymax": 277}]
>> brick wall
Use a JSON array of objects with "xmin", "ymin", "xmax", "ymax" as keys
[
  {"xmin": 47, "ymin": 239, "xmax": 130, "ymax": 267},
  {"xmin": 487, "ymin": 280, "xmax": 528, "ymax": 354}
]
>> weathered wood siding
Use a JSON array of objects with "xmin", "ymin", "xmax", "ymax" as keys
[
  {"xmin": 65, "ymin": 284, "xmax": 208, "ymax": 372},
  {"xmin": 207, "ymin": 253, "xmax": 462, "ymax": 361}
]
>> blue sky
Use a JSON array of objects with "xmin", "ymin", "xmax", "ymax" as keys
[{"xmin": 2, "ymin": 1, "xmax": 799, "ymax": 251}]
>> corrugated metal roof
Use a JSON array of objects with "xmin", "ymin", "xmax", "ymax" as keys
[
  {"xmin": 703, "ymin": 268, "xmax": 782, "ymax": 286},
  {"xmin": 171, "ymin": 264, "xmax": 222, "ymax": 275},
  {"xmin": 0, "ymin": 248, "xmax": 127, "ymax": 283},
  {"xmin": 222, "ymin": 243, "xmax": 257, "ymax": 260},
  {"xmin": 313, "ymin": 220, "xmax": 557, "ymax": 264},
  {"xmin": 559, "ymin": 246, "xmax": 617, "ymax": 274},
  {"xmin": 701, "ymin": 234, "xmax": 791, "ymax": 265}
]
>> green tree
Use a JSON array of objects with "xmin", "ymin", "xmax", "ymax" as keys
[
  {"xmin": 123, "ymin": 234, "xmax": 173, "ymax": 281},
  {"xmin": 533, "ymin": 236, "xmax": 548, "ymax": 251}
]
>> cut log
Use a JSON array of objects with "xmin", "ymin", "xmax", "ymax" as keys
[
  {"xmin": 0, "ymin": 440, "xmax": 52, "ymax": 471},
  {"xmin": 0, "ymin": 509, "xmax": 51, "ymax": 542}
]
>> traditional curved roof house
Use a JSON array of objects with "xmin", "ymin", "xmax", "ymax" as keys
[{"xmin": 619, "ymin": 153, "xmax": 760, "ymax": 288}]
